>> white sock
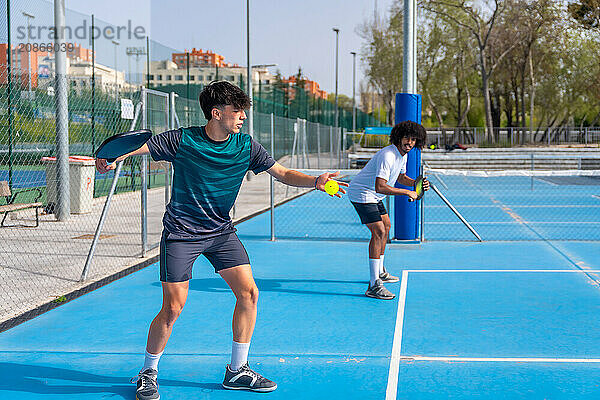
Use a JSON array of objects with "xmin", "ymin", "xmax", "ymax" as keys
[
  {"xmin": 379, "ymin": 255, "xmax": 385, "ymax": 275},
  {"xmin": 369, "ymin": 258, "xmax": 380, "ymax": 286},
  {"xmin": 231, "ymin": 341, "xmax": 250, "ymax": 371},
  {"xmin": 142, "ymin": 350, "xmax": 163, "ymax": 372}
]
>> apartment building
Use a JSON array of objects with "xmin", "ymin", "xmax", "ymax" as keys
[
  {"xmin": 283, "ymin": 75, "xmax": 327, "ymax": 99},
  {"xmin": 171, "ymin": 48, "xmax": 239, "ymax": 69},
  {"xmin": 146, "ymin": 60, "xmax": 272, "ymax": 90}
]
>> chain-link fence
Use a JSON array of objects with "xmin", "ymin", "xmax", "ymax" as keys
[
  {"xmin": 160, "ymin": 81, "xmax": 384, "ymax": 132},
  {"xmin": 0, "ymin": 83, "xmax": 170, "ymax": 328},
  {"xmin": 0, "ymin": 67, "xmax": 353, "ymax": 329}
]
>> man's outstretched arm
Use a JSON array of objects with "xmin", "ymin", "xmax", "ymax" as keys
[
  {"xmin": 266, "ymin": 162, "xmax": 348, "ymax": 198},
  {"xmin": 95, "ymin": 144, "xmax": 151, "ymax": 174}
]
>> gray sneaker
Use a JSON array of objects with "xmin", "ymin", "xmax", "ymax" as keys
[
  {"xmin": 365, "ymin": 279, "xmax": 395, "ymax": 300},
  {"xmin": 131, "ymin": 368, "xmax": 160, "ymax": 400},
  {"xmin": 222, "ymin": 362, "xmax": 277, "ymax": 392},
  {"xmin": 380, "ymin": 267, "xmax": 399, "ymax": 283}
]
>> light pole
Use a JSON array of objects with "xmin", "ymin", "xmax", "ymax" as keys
[
  {"xmin": 246, "ymin": 0, "xmax": 253, "ymax": 139},
  {"xmin": 187, "ymin": 52, "xmax": 190, "ymax": 125},
  {"xmin": 332, "ymin": 28, "xmax": 339, "ymax": 128},
  {"xmin": 126, "ymin": 47, "xmax": 147, "ymax": 85},
  {"xmin": 351, "ymin": 51, "xmax": 356, "ymax": 132},
  {"xmin": 112, "ymin": 40, "xmax": 119, "ymax": 98},
  {"xmin": 22, "ymin": 11, "xmax": 35, "ymax": 96},
  {"xmin": 403, "ymin": 0, "xmax": 416, "ymax": 94}
]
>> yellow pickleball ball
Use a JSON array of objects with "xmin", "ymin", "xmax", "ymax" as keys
[{"xmin": 324, "ymin": 180, "xmax": 339, "ymax": 195}]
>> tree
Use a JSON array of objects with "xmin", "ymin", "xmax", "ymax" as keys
[
  {"xmin": 490, "ymin": 0, "xmax": 560, "ymax": 139},
  {"xmin": 358, "ymin": 8, "xmax": 404, "ymax": 125},
  {"xmin": 568, "ymin": 0, "xmax": 600, "ymax": 30},
  {"xmin": 327, "ymin": 93, "xmax": 353, "ymax": 110},
  {"xmin": 422, "ymin": 0, "xmax": 520, "ymax": 142}
]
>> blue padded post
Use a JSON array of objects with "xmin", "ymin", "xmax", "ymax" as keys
[{"xmin": 393, "ymin": 93, "xmax": 421, "ymax": 240}]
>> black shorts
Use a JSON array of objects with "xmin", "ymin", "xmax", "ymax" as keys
[
  {"xmin": 351, "ymin": 200, "xmax": 388, "ymax": 224},
  {"xmin": 159, "ymin": 230, "xmax": 250, "ymax": 282}
]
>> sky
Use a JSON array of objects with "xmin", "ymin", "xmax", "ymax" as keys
[{"xmin": 60, "ymin": 0, "xmax": 398, "ymax": 98}]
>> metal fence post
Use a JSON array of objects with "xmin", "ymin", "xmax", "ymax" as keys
[
  {"xmin": 141, "ymin": 87, "xmax": 148, "ymax": 256},
  {"xmin": 303, "ymin": 119, "xmax": 310, "ymax": 168},
  {"xmin": 291, "ymin": 119, "xmax": 298, "ymax": 169},
  {"xmin": 530, "ymin": 153, "xmax": 534, "ymax": 191},
  {"xmin": 317, "ymin": 124, "xmax": 321, "ymax": 169},
  {"xmin": 343, "ymin": 128, "xmax": 348, "ymax": 168},
  {"xmin": 329, "ymin": 126, "xmax": 333, "ymax": 168},
  {"xmin": 55, "ymin": 0, "xmax": 70, "ymax": 221},
  {"xmin": 81, "ymin": 102, "xmax": 142, "ymax": 281},
  {"xmin": 270, "ymin": 113, "xmax": 275, "ymax": 241},
  {"xmin": 300, "ymin": 119, "xmax": 304, "ymax": 168},
  {"xmin": 167, "ymin": 92, "xmax": 178, "ymax": 204},
  {"xmin": 338, "ymin": 127, "xmax": 342, "ymax": 168}
]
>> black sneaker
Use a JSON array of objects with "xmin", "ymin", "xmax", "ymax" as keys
[
  {"xmin": 379, "ymin": 266, "xmax": 400, "ymax": 283},
  {"xmin": 365, "ymin": 279, "xmax": 395, "ymax": 300},
  {"xmin": 131, "ymin": 368, "xmax": 160, "ymax": 400},
  {"xmin": 222, "ymin": 362, "xmax": 277, "ymax": 392}
]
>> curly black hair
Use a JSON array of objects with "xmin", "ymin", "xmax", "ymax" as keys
[
  {"xmin": 199, "ymin": 81, "xmax": 252, "ymax": 120},
  {"xmin": 389, "ymin": 120, "xmax": 427, "ymax": 150}
]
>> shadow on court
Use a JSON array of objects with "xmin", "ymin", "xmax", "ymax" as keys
[
  {"xmin": 152, "ymin": 277, "xmax": 368, "ymax": 298},
  {"xmin": 0, "ymin": 362, "xmax": 222, "ymax": 397}
]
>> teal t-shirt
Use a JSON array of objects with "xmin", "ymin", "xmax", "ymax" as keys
[{"xmin": 147, "ymin": 126, "xmax": 275, "ymax": 237}]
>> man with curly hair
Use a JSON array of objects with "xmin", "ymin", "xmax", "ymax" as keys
[
  {"xmin": 346, "ymin": 120, "xmax": 429, "ymax": 300},
  {"xmin": 96, "ymin": 81, "xmax": 346, "ymax": 399}
]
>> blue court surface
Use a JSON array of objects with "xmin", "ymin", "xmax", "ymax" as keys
[{"xmin": 2, "ymin": 192, "xmax": 600, "ymax": 399}]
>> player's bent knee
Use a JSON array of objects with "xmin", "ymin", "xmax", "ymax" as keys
[
  {"xmin": 161, "ymin": 304, "xmax": 184, "ymax": 326},
  {"xmin": 239, "ymin": 285, "xmax": 259, "ymax": 305},
  {"xmin": 372, "ymin": 227, "xmax": 386, "ymax": 239}
]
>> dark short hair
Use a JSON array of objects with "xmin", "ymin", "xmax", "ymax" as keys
[
  {"xmin": 199, "ymin": 81, "xmax": 252, "ymax": 120},
  {"xmin": 390, "ymin": 121, "xmax": 427, "ymax": 149}
]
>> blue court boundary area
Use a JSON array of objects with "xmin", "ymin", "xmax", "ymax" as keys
[
  {"xmin": 2, "ymin": 238, "xmax": 600, "ymax": 399},
  {"xmin": 3, "ymin": 186, "xmax": 600, "ymax": 399},
  {"xmin": 0, "ymin": 239, "xmax": 600, "ymax": 400}
]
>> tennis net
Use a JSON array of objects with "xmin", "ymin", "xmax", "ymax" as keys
[
  {"xmin": 267, "ymin": 168, "xmax": 600, "ymax": 242},
  {"xmin": 423, "ymin": 168, "xmax": 600, "ymax": 241}
]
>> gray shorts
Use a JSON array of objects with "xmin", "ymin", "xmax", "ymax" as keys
[{"xmin": 159, "ymin": 230, "xmax": 250, "ymax": 282}]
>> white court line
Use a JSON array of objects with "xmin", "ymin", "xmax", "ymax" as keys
[
  {"xmin": 427, "ymin": 205, "xmax": 600, "ymax": 208},
  {"xmin": 384, "ymin": 269, "xmax": 600, "ymax": 400},
  {"xmin": 385, "ymin": 270, "xmax": 409, "ymax": 400},
  {"xmin": 426, "ymin": 221, "xmax": 600, "ymax": 225},
  {"xmin": 402, "ymin": 356, "xmax": 600, "ymax": 363},
  {"xmin": 406, "ymin": 269, "xmax": 600, "ymax": 273}
]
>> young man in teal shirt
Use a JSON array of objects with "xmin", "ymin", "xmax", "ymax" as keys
[{"xmin": 96, "ymin": 81, "xmax": 346, "ymax": 399}]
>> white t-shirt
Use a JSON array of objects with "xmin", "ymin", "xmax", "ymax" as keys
[{"xmin": 347, "ymin": 144, "xmax": 407, "ymax": 203}]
